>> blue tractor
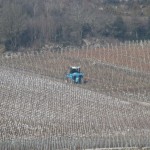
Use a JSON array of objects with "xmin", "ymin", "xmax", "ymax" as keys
[{"xmin": 66, "ymin": 66, "xmax": 84, "ymax": 84}]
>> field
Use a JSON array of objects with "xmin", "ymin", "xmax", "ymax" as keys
[
  {"xmin": 66, "ymin": 42, "xmax": 150, "ymax": 72},
  {"xmin": 1, "ymin": 41, "xmax": 150, "ymax": 101},
  {"xmin": 0, "ymin": 41, "xmax": 150, "ymax": 149}
]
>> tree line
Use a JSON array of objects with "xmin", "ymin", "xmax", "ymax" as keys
[{"xmin": 0, "ymin": 0, "xmax": 150, "ymax": 51}]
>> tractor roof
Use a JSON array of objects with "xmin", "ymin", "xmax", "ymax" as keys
[{"xmin": 70, "ymin": 66, "xmax": 80, "ymax": 69}]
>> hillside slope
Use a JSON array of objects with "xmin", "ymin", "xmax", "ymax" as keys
[{"xmin": 0, "ymin": 67, "xmax": 150, "ymax": 148}]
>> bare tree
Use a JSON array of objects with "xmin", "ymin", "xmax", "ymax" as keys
[{"xmin": 0, "ymin": 1, "xmax": 26, "ymax": 50}]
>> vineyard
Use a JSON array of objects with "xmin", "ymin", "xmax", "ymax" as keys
[{"xmin": 0, "ymin": 41, "xmax": 150, "ymax": 149}]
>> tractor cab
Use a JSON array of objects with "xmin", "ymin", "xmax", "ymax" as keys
[
  {"xmin": 66, "ymin": 66, "xmax": 84, "ymax": 84},
  {"xmin": 69, "ymin": 67, "xmax": 80, "ymax": 74}
]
